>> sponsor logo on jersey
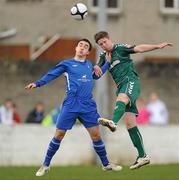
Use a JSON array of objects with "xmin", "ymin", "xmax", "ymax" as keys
[{"xmin": 109, "ymin": 60, "xmax": 121, "ymax": 70}]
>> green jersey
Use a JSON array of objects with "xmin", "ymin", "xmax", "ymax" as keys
[{"xmin": 98, "ymin": 43, "xmax": 139, "ymax": 86}]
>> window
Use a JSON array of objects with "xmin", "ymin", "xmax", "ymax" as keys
[
  {"xmin": 88, "ymin": 0, "xmax": 123, "ymax": 15},
  {"xmin": 160, "ymin": 0, "xmax": 179, "ymax": 14},
  {"xmin": 165, "ymin": 0, "xmax": 174, "ymax": 8}
]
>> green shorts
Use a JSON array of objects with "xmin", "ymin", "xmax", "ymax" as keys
[{"xmin": 116, "ymin": 76, "xmax": 141, "ymax": 115}]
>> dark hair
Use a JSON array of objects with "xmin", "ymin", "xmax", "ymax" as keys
[
  {"xmin": 36, "ymin": 102, "xmax": 44, "ymax": 106},
  {"xmin": 77, "ymin": 38, "xmax": 92, "ymax": 51},
  {"xmin": 5, "ymin": 98, "xmax": 13, "ymax": 103},
  {"xmin": 94, "ymin": 31, "xmax": 109, "ymax": 43}
]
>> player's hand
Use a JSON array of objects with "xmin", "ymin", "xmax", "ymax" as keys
[
  {"xmin": 94, "ymin": 65, "xmax": 102, "ymax": 77},
  {"xmin": 24, "ymin": 83, "xmax": 37, "ymax": 90},
  {"xmin": 105, "ymin": 52, "xmax": 111, "ymax": 62},
  {"xmin": 157, "ymin": 42, "xmax": 172, "ymax": 49}
]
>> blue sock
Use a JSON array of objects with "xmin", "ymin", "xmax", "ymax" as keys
[
  {"xmin": 43, "ymin": 137, "xmax": 61, "ymax": 166},
  {"xmin": 93, "ymin": 140, "xmax": 109, "ymax": 167}
]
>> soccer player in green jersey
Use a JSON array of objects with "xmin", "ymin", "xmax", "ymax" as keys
[{"xmin": 94, "ymin": 31, "xmax": 172, "ymax": 169}]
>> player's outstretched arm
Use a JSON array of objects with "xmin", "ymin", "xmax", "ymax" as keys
[
  {"xmin": 134, "ymin": 42, "xmax": 172, "ymax": 53},
  {"xmin": 25, "ymin": 62, "xmax": 66, "ymax": 89},
  {"xmin": 25, "ymin": 83, "xmax": 37, "ymax": 90}
]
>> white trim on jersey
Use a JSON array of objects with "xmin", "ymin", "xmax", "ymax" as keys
[{"xmin": 63, "ymin": 72, "xmax": 70, "ymax": 91}]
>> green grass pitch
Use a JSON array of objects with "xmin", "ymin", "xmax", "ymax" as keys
[{"xmin": 0, "ymin": 164, "xmax": 179, "ymax": 180}]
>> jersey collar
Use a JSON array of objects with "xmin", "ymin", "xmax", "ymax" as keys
[
  {"xmin": 112, "ymin": 44, "xmax": 117, "ymax": 51},
  {"xmin": 74, "ymin": 58, "xmax": 86, "ymax": 62}
]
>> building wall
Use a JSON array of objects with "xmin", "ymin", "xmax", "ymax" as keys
[
  {"xmin": 0, "ymin": 125, "xmax": 179, "ymax": 166},
  {"xmin": 0, "ymin": 44, "xmax": 30, "ymax": 59},
  {"xmin": 0, "ymin": 0, "xmax": 179, "ymax": 60},
  {"xmin": 0, "ymin": 125, "xmax": 94, "ymax": 166}
]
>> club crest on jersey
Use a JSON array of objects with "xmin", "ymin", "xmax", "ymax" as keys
[
  {"xmin": 72, "ymin": 64, "xmax": 78, "ymax": 67},
  {"xmin": 114, "ymin": 105, "xmax": 118, "ymax": 110},
  {"xmin": 78, "ymin": 74, "xmax": 90, "ymax": 82}
]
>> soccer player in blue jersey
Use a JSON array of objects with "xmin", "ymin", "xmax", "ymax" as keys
[{"xmin": 25, "ymin": 39, "xmax": 122, "ymax": 176}]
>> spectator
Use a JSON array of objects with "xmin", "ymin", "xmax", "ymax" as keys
[
  {"xmin": 136, "ymin": 97, "xmax": 150, "ymax": 125},
  {"xmin": 42, "ymin": 106, "xmax": 60, "ymax": 126},
  {"xmin": 0, "ymin": 99, "xmax": 14, "ymax": 125},
  {"xmin": 12, "ymin": 103, "xmax": 21, "ymax": 124},
  {"xmin": 26, "ymin": 102, "xmax": 45, "ymax": 124},
  {"xmin": 147, "ymin": 92, "xmax": 169, "ymax": 125}
]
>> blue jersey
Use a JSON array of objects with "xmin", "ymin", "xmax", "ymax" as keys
[{"xmin": 35, "ymin": 59, "xmax": 109, "ymax": 113}]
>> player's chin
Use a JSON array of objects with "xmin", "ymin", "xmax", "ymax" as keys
[
  {"xmin": 106, "ymin": 49, "xmax": 111, "ymax": 52},
  {"xmin": 103, "ymin": 48, "xmax": 109, "ymax": 52},
  {"xmin": 78, "ymin": 53, "xmax": 86, "ymax": 57}
]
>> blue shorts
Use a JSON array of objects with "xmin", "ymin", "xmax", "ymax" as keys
[{"xmin": 56, "ymin": 105, "xmax": 100, "ymax": 130}]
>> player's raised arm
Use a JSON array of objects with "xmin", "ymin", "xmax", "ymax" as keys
[
  {"xmin": 134, "ymin": 42, "xmax": 172, "ymax": 53},
  {"xmin": 25, "ymin": 62, "xmax": 66, "ymax": 90}
]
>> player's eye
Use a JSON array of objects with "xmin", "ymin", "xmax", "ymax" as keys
[
  {"xmin": 99, "ymin": 42, "xmax": 103, "ymax": 46},
  {"xmin": 84, "ymin": 45, "xmax": 89, "ymax": 49}
]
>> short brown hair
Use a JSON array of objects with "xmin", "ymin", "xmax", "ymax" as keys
[
  {"xmin": 94, "ymin": 31, "xmax": 109, "ymax": 43},
  {"xmin": 77, "ymin": 38, "xmax": 92, "ymax": 51}
]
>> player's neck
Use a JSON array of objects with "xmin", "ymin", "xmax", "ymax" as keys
[
  {"xmin": 106, "ymin": 43, "xmax": 114, "ymax": 52},
  {"xmin": 74, "ymin": 55, "xmax": 86, "ymax": 62},
  {"xmin": 110, "ymin": 44, "xmax": 114, "ymax": 51}
]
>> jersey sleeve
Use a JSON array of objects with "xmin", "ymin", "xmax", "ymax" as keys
[
  {"xmin": 35, "ymin": 61, "xmax": 66, "ymax": 87},
  {"xmin": 93, "ymin": 61, "xmax": 110, "ymax": 80},
  {"xmin": 120, "ymin": 44, "xmax": 136, "ymax": 54},
  {"xmin": 97, "ymin": 53, "xmax": 106, "ymax": 67}
]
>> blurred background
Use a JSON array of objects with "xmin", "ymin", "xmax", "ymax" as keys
[{"xmin": 0, "ymin": 0, "xmax": 179, "ymax": 171}]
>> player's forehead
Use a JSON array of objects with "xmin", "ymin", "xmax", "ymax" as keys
[
  {"xmin": 98, "ymin": 37, "xmax": 109, "ymax": 44},
  {"xmin": 78, "ymin": 40, "xmax": 90, "ymax": 48}
]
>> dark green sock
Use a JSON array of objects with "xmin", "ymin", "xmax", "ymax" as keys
[
  {"xmin": 128, "ymin": 126, "xmax": 146, "ymax": 158},
  {"xmin": 112, "ymin": 101, "xmax": 126, "ymax": 124}
]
